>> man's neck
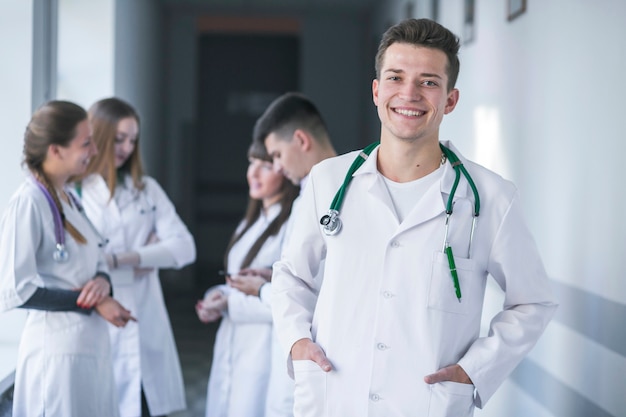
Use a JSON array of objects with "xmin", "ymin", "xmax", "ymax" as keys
[
  {"xmin": 377, "ymin": 137, "xmax": 442, "ymax": 183},
  {"xmin": 312, "ymin": 146, "xmax": 337, "ymax": 166}
]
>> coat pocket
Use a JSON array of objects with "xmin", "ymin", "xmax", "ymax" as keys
[
  {"xmin": 428, "ymin": 381, "xmax": 475, "ymax": 417},
  {"xmin": 292, "ymin": 360, "xmax": 327, "ymax": 417},
  {"xmin": 428, "ymin": 251, "xmax": 483, "ymax": 315}
]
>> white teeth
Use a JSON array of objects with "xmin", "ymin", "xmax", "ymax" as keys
[{"xmin": 395, "ymin": 109, "xmax": 423, "ymax": 117}]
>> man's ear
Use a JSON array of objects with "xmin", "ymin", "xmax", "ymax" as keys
[
  {"xmin": 444, "ymin": 88, "xmax": 460, "ymax": 115},
  {"xmin": 293, "ymin": 129, "xmax": 312, "ymax": 152}
]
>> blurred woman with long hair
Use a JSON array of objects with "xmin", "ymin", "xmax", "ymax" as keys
[
  {"xmin": 78, "ymin": 97, "xmax": 195, "ymax": 417},
  {"xmin": 196, "ymin": 139, "xmax": 299, "ymax": 417}
]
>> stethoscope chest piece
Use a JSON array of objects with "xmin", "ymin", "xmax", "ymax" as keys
[
  {"xmin": 53, "ymin": 243, "xmax": 69, "ymax": 263},
  {"xmin": 320, "ymin": 209, "xmax": 342, "ymax": 236}
]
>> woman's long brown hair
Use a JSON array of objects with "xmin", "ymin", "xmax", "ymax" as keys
[{"xmin": 223, "ymin": 140, "xmax": 299, "ymax": 271}]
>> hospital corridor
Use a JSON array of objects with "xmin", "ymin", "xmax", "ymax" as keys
[{"xmin": 1, "ymin": 0, "xmax": 625, "ymax": 416}]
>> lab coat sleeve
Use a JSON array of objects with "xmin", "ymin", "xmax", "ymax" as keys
[
  {"xmin": 135, "ymin": 177, "xmax": 196, "ymax": 269},
  {"xmin": 227, "ymin": 289, "xmax": 273, "ymax": 323},
  {"xmin": 0, "ymin": 191, "xmax": 43, "ymax": 312},
  {"xmin": 457, "ymin": 191, "xmax": 558, "ymax": 408},
  {"xmin": 259, "ymin": 282, "xmax": 272, "ymax": 306},
  {"xmin": 271, "ymin": 171, "xmax": 325, "ymax": 360}
]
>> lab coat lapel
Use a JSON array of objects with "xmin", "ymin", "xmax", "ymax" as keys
[
  {"xmin": 395, "ymin": 148, "xmax": 471, "ymax": 236},
  {"xmin": 353, "ymin": 146, "xmax": 401, "ymax": 225},
  {"xmin": 351, "ymin": 143, "xmax": 471, "ymax": 234},
  {"xmin": 82, "ymin": 174, "xmax": 122, "ymax": 232}
]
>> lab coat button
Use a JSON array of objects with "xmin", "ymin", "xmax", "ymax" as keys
[
  {"xmin": 382, "ymin": 290, "xmax": 394, "ymax": 299},
  {"xmin": 390, "ymin": 241, "xmax": 400, "ymax": 248},
  {"xmin": 376, "ymin": 343, "xmax": 388, "ymax": 350},
  {"xmin": 370, "ymin": 393, "xmax": 380, "ymax": 402}
]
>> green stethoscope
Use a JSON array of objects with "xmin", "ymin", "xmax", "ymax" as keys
[{"xmin": 319, "ymin": 142, "xmax": 480, "ymax": 302}]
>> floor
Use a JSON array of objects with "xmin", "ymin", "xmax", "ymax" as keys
[{"xmin": 166, "ymin": 289, "xmax": 219, "ymax": 417}]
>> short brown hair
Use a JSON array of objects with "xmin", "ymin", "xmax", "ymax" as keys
[{"xmin": 375, "ymin": 18, "xmax": 460, "ymax": 91}]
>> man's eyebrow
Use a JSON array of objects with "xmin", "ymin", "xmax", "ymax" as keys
[
  {"xmin": 383, "ymin": 68, "xmax": 443, "ymax": 79},
  {"xmin": 421, "ymin": 72, "xmax": 443, "ymax": 79}
]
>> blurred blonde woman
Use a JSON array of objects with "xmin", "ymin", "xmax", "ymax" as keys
[{"xmin": 77, "ymin": 97, "xmax": 196, "ymax": 417}]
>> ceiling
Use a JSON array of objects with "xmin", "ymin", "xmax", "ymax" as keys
[{"xmin": 159, "ymin": 0, "xmax": 380, "ymax": 14}]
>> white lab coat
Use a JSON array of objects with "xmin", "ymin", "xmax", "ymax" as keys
[
  {"xmin": 272, "ymin": 141, "xmax": 558, "ymax": 417},
  {"xmin": 0, "ymin": 178, "xmax": 119, "ymax": 417},
  {"xmin": 261, "ymin": 287, "xmax": 295, "ymax": 417},
  {"xmin": 79, "ymin": 174, "xmax": 195, "ymax": 417},
  {"xmin": 205, "ymin": 203, "xmax": 287, "ymax": 417}
]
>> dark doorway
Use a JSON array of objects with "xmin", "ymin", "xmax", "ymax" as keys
[{"xmin": 194, "ymin": 32, "xmax": 299, "ymax": 290}]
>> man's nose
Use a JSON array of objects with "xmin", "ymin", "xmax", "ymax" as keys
[{"xmin": 401, "ymin": 80, "xmax": 422, "ymax": 100}]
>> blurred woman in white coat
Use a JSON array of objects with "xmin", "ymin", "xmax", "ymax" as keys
[
  {"xmin": 0, "ymin": 100, "xmax": 135, "ymax": 417},
  {"xmin": 77, "ymin": 97, "xmax": 196, "ymax": 417},
  {"xmin": 196, "ymin": 140, "xmax": 299, "ymax": 417}
]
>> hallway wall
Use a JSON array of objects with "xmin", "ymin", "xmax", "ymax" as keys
[
  {"xmin": 0, "ymin": 0, "xmax": 33, "ymax": 394},
  {"xmin": 370, "ymin": 1, "xmax": 626, "ymax": 416}
]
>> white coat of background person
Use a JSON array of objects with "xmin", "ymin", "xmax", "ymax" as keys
[
  {"xmin": 196, "ymin": 140, "xmax": 299, "ymax": 417},
  {"xmin": 226, "ymin": 92, "xmax": 337, "ymax": 417},
  {"xmin": 0, "ymin": 101, "xmax": 135, "ymax": 417},
  {"xmin": 77, "ymin": 98, "xmax": 196, "ymax": 417},
  {"xmin": 271, "ymin": 19, "xmax": 558, "ymax": 417}
]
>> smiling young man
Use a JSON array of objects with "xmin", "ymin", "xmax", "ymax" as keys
[{"xmin": 271, "ymin": 18, "xmax": 557, "ymax": 417}]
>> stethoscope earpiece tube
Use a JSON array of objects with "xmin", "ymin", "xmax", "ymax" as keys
[
  {"xmin": 438, "ymin": 144, "xmax": 481, "ymax": 302},
  {"xmin": 321, "ymin": 142, "xmax": 379, "ymax": 236},
  {"xmin": 440, "ymin": 144, "xmax": 480, "ymax": 217},
  {"xmin": 33, "ymin": 178, "xmax": 70, "ymax": 263}
]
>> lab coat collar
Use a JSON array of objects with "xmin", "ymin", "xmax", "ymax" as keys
[
  {"xmin": 351, "ymin": 140, "xmax": 470, "ymax": 201},
  {"xmin": 262, "ymin": 201, "xmax": 282, "ymax": 223},
  {"xmin": 299, "ymin": 175, "xmax": 309, "ymax": 196},
  {"xmin": 81, "ymin": 174, "xmax": 113, "ymax": 205},
  {"xmin": 349, "ymin": 140, "xmax": 471, "ymax": 231},
  {"xmin": 81, "ymin": 174, "xmax": 124, "ymax": 227},
  {"xmin": 114, "ymin": 174, "xmax": 143, "ymax": 210},
  {"xmin": 439, "ymin": 140, "xmax": 470, "ymax": 202}
]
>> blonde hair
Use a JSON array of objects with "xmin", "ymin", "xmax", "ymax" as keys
[{"xmin": 81, "ymin": 97, "xmax": 145, "ymax": 197}]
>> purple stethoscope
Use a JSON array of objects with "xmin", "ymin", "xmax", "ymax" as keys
[{"xmin": 33, "ymin": 177, "xmax": 108, "ymax": 262}]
